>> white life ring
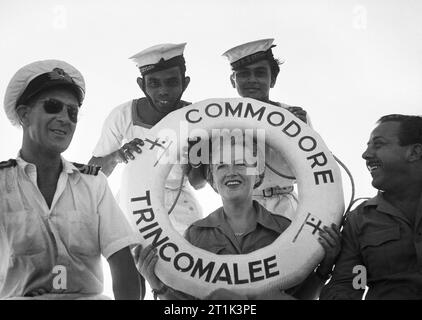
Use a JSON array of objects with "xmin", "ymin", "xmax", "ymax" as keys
[{"xmin": 120, "ymin": 98, "xmax": 344, "ymax": 299}]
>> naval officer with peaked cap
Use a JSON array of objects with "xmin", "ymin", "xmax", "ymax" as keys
[{"xmin": 0, "ymin": 59, "xmax": 140, "ymax": 300}]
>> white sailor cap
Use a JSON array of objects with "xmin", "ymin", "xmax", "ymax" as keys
[
  {"xmin": 4, "ymin": 59, "xmax": 85, "ymax": 126},
  {"xmin": 222, "ymin": 38, "xmax": 283, "ymax": 70},
  {"xmin": 129, "ymin": 43, "xmax": 187, "ymax": 76}
]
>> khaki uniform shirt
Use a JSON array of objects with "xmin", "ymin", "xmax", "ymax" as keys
[
  {"xmin": 185, "ymin": 201, "xmax": 291, "ymax": 254},
  {"xmin": 320, "ymin": 192, "xmax": 422, "ymax": 300}
]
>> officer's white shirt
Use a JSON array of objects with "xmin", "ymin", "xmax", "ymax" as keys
[{"xmin": 0, "ymin": 154, "xmax": 138, "ymax": 299}]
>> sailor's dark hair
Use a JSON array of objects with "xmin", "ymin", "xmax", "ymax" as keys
[
  {"xmin": 269, "ymin": 58, "xmax": 281, "ymax": 81},
  {"xmin": 231, "ymin": 47, "xmax": 281, "ymax": 81}
]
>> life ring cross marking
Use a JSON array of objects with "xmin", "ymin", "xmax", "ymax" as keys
[{"xmin": 145, "ymin": 138, "xmax": 166, "ymax": 150}]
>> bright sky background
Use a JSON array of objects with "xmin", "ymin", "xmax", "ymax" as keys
[{"xmin": 1, "ymin": 0, "xmax": 421, "ymax": 299}]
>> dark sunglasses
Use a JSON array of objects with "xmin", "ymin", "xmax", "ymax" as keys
[{"xmin": 42, "ymin": 99, "xmax": 79, "ymax": 123}]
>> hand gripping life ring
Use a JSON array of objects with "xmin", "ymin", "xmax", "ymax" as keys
[{"xmin": 120, "ymin": 98, "xmax": 344, "ymax": 299}]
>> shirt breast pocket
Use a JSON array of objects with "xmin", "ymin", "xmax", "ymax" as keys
[
  {"xmin": 360, "ymin": 226, "xmax": 401, "ymax": 277},
  {"xmin": 68, "ymin": 210, "xmax": 100, "ymax": 257},
  {"xmin": 7, "ymin": 210, "xmax": 44, "ymax": 256}
]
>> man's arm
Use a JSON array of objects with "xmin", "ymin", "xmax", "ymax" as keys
[
  {"xmin": 89, "ymin": 153, "xmax": 121, "ymax": 177},
  {"xmin": 96, "ymin": 172, "xmax": 143, "ymax": 299},
  {"xmin": 108, "ymin": 246, "xmax": 141, "ymax": 300},
  {"xmin": 133, "ymin": 244, "xmax": 196, "ymax": 300},
  {"xmin": 285, "ymin": 270, "xmax": 326, "ymax": 300},
  {"xmin": 319, "ymin": 213, "xmax": 366, "ymax": 300}
]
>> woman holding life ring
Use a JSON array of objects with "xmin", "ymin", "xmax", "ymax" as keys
[
  {"xmin": 134, "ymin": 130, "xmax": 341, "ymax": 300},
  {"xmin": 120, "ymin": 98, "xmax": 344, "ymax": 299}
]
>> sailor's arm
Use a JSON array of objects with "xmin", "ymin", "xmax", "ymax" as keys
[
  {"xmin": 89, "ymin": 153, "xmax": 121, "ymax": 177},
  {"xmin": 89, "ymin": 138, "xmax": 145, "ymax": 177}
]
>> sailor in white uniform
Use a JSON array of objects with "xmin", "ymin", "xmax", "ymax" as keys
[
  {"xmin": 89, "ymin": 43, "xmax": 203, "ymax": 235},
  {"xmin": 222, "ymin": 38, "xmax": 313, "ymax": 220}
]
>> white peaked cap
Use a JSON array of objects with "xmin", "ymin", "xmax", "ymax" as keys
[{"xmin": 4, "ymin": 59, "xmax": 85, "ymax": 126}]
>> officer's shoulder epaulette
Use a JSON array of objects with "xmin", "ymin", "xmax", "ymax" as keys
[
  {"xmin": 0, "ymin": 159, "xmax": 17, "ymax": 169},
  {"xmin": 181, "ymin": 100, "xmax": 191, "ymax": 107},
  {"xmin": 72, "ymin": 162, "xmax": 101, "ymax": 176}
]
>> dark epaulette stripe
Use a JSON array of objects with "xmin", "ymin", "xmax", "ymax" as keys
[
  {"xmin": 71, "ymin": 162, "xmax": 101, "ymax": 176},
  {"xmin": 0, "ymin": 159, "xmax": 17, "ymax": 169},
  {"xmin": 94, "ymin": 166, "xmax": 101, "ymax": 175}
]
